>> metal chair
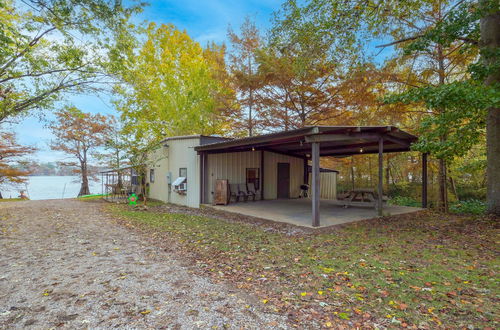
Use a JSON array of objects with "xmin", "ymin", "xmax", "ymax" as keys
[{"xmin": 244, "ymin": 183, "xmax": 257, "ymax": 201}]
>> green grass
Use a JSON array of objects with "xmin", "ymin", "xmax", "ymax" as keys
[
  {"xmin": 109, "ymin": 204, "xmax": 499, "ymax": 328},
  {"xmin": 77, "ymin": 194, "xmax": 106, "ymax": 200},
  {"xmin": 0, "ymin": 198, "xmax": 24, "ymax": 202}
]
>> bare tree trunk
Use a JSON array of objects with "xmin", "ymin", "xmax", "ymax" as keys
[
  {"xmin": 248, "ymin": 56, "xmax": 253, "ymax": 137},
  {"xmin": 350, "ymin": 157, "xmax": 355, "ymax": 190},
  {"xmin": 436, "ymin": 41, "xmax": 449, "ymax": 212},
  {"xmin": 482, "ymin": 2, "xmax": 500, "ymax": 215},
  {"xmin": 0, "ymin": 191, "xmax": 3, "ymax": 199},
  {"xmin": 368, "ymin": 157, "xmax": 372, "ymax": 184},
  {"xmin": 385, "ymin": 157, "xmax": 390, "ymax": 188},
  {"xmin": 248, "ymin": 87, "xmax": 253, "ymax": 137},
  {"xmin": 79, "ymin": 166, "xmax": 90, "ymax": 196},
  {"xmin": 141, "ymin": 173, "xmax": 148, "ymax": 206},
  {"xmin": 438, "ymin": 158, "xmax": 448, "ymax": 211},
  {"xmin": 449, "ymin": 174, "xmax": 458, "ymax": 201}
]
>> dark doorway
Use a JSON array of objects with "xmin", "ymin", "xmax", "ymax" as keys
[{"xmin": 277, "ymin": 163, "xmax": 290, "ymax": 199}]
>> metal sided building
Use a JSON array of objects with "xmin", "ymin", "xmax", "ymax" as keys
[
  {"xmin": 145, "ymin": 132, "xmax": 338, "ymax": 208},
  {"xmin": 145, "ymin": 135, "xmax": 228, "ymax": 208},
  {"xmin": 145, "ymin": 126, "xmax": 419, "ymax": 227}
]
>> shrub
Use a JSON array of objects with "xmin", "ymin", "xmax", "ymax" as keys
[
  {"xmin": 450, "ymin": 199, "xmax": 486, "ymax": 215},
  {"xmin": 456, "ymin": 186, "xmax": 487, "ymax": 201},
  {"xmin": 389, "ymin": 196, "xmax": 421, "ymax": 207}
]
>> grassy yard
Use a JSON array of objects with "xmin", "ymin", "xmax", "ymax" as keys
[
  {"xmin": 108, "ymin": 204, "xmax": 498, "ymax": 328},
  {"xmin": 0, "ymin": 198, "xmax": 24, "ymax": 202}
]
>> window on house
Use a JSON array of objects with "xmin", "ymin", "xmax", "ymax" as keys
[
  {"xmin": 246, "ymin": 168, "xmax": 259, "ymax": 190},
  {"xmin": 179, "ymin": 168, "xmax": 187, "ymax": 182},
  {"xmin": 131, "ymin": 168, "xmax": 138, "ymax": 185},
  {"xmin": 150, "ymin": 169, "xmax": 155, "ymax": 183}
]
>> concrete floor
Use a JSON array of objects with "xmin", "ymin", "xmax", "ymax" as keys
[{"xmin": 207, "ymin": 198, "xmax": 422, "ymax": 228}]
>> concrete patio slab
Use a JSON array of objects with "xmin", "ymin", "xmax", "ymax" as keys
[{"xmin": 206, "ymin": 199, "xmax": 422, "ymax": 228}]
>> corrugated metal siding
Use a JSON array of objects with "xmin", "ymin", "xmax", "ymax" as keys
[
  {"xmin": 146, "ymin": 147, "xmax": 169, "ymax": 203},
  {"xmin": 308, "ymin": 172, "xmax": 337, "ymax": 199},
  {"xmin": 146, "ymin": 137, "xmax": 201, "ymax": 208},
  {"xmin": 205, "ymin": 150, "xmax": 304, "ymax": 203},
  {"xmin": 167, "ymin": 138, "xmax": 201, "ymax": 208},
  {"xmin": 206, "ymin": 151, "xmax": 260, "ymax": 204},
  {"xmin": 263, "ymin": 151, "xmax": 303, "ymax": 199}
]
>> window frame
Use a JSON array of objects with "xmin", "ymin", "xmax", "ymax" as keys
[
  {"xmin": 150, "ymin": 168, "xmax": 155, "ymax": 183},
  {"xmin": 246, "ymin": 168, "xmax": 260, "ymax": 190},
  {"xmin": 179, "ymin": 167, "xmax": 187, "ymax": 182}
]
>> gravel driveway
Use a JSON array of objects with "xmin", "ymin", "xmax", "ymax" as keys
[{"xmin": 0, "ymin": 200, "xmax": 287, "ymax": 329}]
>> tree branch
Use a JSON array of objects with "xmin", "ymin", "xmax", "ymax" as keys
[{"xmin": 376, "ymin": 35, "xmax": 424, "ymax": 48}]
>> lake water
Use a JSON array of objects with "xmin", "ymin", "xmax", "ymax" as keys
[{"xmin": 1, "ymin": 176, "xmax": 102, "ymax": 200}]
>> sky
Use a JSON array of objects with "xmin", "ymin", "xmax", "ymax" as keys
[{"xmin": 11, "ymin": 0, "xmax": 283, "ymax": 163}]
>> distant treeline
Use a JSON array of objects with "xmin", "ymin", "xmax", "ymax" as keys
[{"xmin": 18, "ymin": 162, "xmax": 105, "ymax": 176}]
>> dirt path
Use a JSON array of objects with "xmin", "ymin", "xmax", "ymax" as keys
[{"xmin": 0, "ymin": 200, "xmax": 287, "ymax": 329}]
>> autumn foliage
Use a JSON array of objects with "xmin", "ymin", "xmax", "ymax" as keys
[
  {"xmin": 0, "ymin": 131, "xmax": 35, "ymax": 197},
  {"xmin": 50, "ymin": 107, "xmax": 111, "ymax": 196}
]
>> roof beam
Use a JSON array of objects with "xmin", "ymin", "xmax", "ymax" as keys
[
  {"xmin": 304, "ymin": 132, "xmax": 381, "ymax": 143},
  {"xmin": 323, "ymin": 147, "xmax": 411, "ymax": 157},
  {"xmin": 288, "ymin": 140, "xmax": 390, "ymax": 154},
  {"xmin": 383, "ymin": 135, "xmax": 412, "ymax": 147},
  {"xmin": 195, "ymin": 126, "xmax": 317, "ymax": 152}
]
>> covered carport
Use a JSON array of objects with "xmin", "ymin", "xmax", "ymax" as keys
[{"xmin": 196, "ymin": 126, "xmax": 426, "ymax": 227}]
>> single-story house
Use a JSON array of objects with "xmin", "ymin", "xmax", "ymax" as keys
[
  {"xmin": 145, "ymin": 134, "xmax": 338, "ymax": 206},
  {"xmin": 145, "ymin": 126, "xmax": 424, "ymax": 227}
]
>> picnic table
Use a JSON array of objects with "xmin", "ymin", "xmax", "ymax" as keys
[{"xmin": 337, "ymin": 188, "xmax": 388, "ymax": 209}]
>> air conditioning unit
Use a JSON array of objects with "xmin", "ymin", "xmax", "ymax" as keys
[
  {"xmin": 177, "ymin": 183, "xmax": 187, "ymax": 191},
  {"xmin": 172, "ymin": 176, "xmax": 187, "ymax": 194}
]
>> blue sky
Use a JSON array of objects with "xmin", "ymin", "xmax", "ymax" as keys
[{"xmin": 12, "ymin": 0, "xmax": 283, "ymax": 163}]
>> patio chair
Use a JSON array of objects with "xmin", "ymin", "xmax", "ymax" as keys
[
  {"xmin": 245, "ymin": 182, "xmax": 257, "ymax": 201},
  {"xmin": 299, "ymin": 184, "xmax": 309, "ymax": 198},
  {"xmin": 229, "ymin": 183, "xmax": 245, "ymax": 203},
  {"xmin": 237, "ymin": 183, "xmax": 250, "ymax": 202}
]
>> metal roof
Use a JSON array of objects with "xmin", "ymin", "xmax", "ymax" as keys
[
  {"xmin": 160, "ymin": 135, "xmax": 231, "ymax": 144},
  {"xmin": 307, "ymin": 165, "xmax": 339, "ymax": 173},
  {"xmin": 195, "ymin": 126, "xmax": 418, "ymax": 158}
]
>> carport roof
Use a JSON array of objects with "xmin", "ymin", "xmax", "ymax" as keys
[{"xmin": 195, "ymin": 126, "xmax": 418, "ymax": 158}]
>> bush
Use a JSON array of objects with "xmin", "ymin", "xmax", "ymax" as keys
[
  {"xmin": 456, "ymin": 186, "xmax": 487, "ymax": 201},
  {"xmin": 450, "ymin": 199, "xmax": 486, "ymax": 215},
  {"xmin": 389, "ymin": 196, "xmax": 421, "ymax": 207}
]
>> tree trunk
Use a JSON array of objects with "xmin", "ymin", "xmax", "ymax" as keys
[
  {"xmin": 449, "ymin": 174, "xmax": 458, "ymax": 201},
  {"xmin": 248, "ymin": 56, "xmax": 253, "ymax": 137},
  {"xmin": 385, "ymin": 157, "xmax": 390, "ymax": 188},
  {"xmin": 141, "ymin": 171, "xmax": 148, "ymax": 206},
  {"xmin": 248, "ymin": 87, "xmax": 253, "ymax": 137},
  {"xmin": 436, "ymin": 41, "xmax": 449, "ymax": 212},
  {"xmin": 79, "ymin": 162, "xmax": 90, "ymax": 197},
  {"xmin": 0, "ymin": 191, "xmax": 3, "ymax": 199},
  {"xmin": 350, "ymin": 157, "xmax": 355, "ymax": 190},
  {"xmin": 368, "ymin": 157, "xmax": 372, "ymax": 184},
  {"xmin": 482, "ymin": 3, "xmax": 500, "ymax": 215},
  {"xmin": 438, "ymin": 158, "xmax": 448, "ymax": 212}
]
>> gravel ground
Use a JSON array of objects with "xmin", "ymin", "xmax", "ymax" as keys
[{"xmin": 0, "ymin": 199, "xmax": 288, "ymax": 329}]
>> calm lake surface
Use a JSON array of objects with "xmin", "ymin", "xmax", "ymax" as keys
[{"xmin": 1, "ymin": 176, "xmax": 102, "ymax": 200}]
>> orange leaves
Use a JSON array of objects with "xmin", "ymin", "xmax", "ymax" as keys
[
  {"xmin": 49, "ymin": 106, "xmax": 112, "ymax": 182},
  {"xmin": 0, "ymin": 131, "xmax": 35, "ymax": 186}
]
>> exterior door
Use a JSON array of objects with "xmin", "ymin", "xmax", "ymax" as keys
[{"xmin": 277, "ymin": 163, "xmax": 290, "ymax": 199}]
